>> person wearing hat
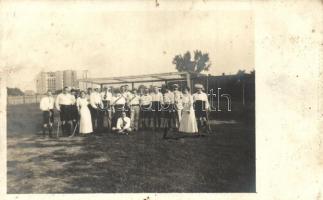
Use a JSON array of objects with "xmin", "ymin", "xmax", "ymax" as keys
[
  {"xmin": 162, "ymin": 86, "xmax": 176, "ymax": 139},
  {"xmin": 173, "ymin": 84, "xmax": 184, "ymax": 129},
  {"xmin": 140, "ymin": 87, "xmax": 152, "ymax": 129},
  {"xmin": 150, "ymin": 86, "xmax": 163, "ymax": 130},
  {"xmin": 55, "ymin": 86, "xmax": 75, "ymax": 136},
  {"xmin": 100, "ymin": 86, "xmax": 113, "ymax": 132},
  {"xmin": 127, "ymin": 88, "xmax": 141, "ymax": 131},
  {"xmin": 89, "ymin": 86, "xmax": 102, "ymax": 133},
  {"xmin": 192, "ymin": 83, "xmax": 210, "ymax": 134}
]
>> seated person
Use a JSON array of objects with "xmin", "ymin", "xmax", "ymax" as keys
[{"xmin": 112, "ymin": 111, "xmax": 131, "ymax": 134}]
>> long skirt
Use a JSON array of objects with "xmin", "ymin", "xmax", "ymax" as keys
[
  {"xmin": 79, "ymin": 106, "xmax": 93, "ymax": 134},
  {"xmin": 179, "ymin": 107, "xmax": 198, "ymax": 133}
]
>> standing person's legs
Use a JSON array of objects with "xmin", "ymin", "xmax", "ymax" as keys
[
  {"xmin": 97, "ymin": 109, "xmax": 104, "ymax": 133},
  {"xmin": 88, "ymin": 105, "xmax": 95, "ymax": 131},
  {"xmin": 48, "ymin": 109, "xmax": 54, "ymax": 137},
  {"xmin": 66, "ymin": 105, "xmax": 74, "ymax": 136},
  {"xmin": 42, "ymin": 111, "xmax": 49, "ymax": 137},
  {"xmin": 156, "ymin": 109, "xmax": 161, "ymax": 130},
  {"xmin": 130, "ymin": 106, "xmax": 135, "ymax": 130},
  {"xmin": 177, "ymin": 109, "xmax": 182, "ymax": 124},
  {"xmin": 140, "ymin": 108, "xmax": 145, "ymax": 129},
  {"xmin": 60, "ymin": 105, "xmax": 68, "ymax": 136},
  {"xmin": 108, "ymin": 108, "xmax": 113, "ymax": 131},
  {"xmin": 134, "ymin": 106, "xmax": 140, "ymax": 131},
  {"xmin": 163, "ymin": 110, "xmax": 171, "ymax": 139}
]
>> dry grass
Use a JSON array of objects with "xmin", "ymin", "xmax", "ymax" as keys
[{"xmin": 7, "ymin": 104, "xmax": 255, "ymax": 193}]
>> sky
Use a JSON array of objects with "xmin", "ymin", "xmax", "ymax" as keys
[{"xmin": 0, "ymin": 1, "xmax": 254, "ymax": 91}]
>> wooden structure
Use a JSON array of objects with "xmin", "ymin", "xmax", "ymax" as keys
[{"xmin": 78, "ymin": 71, "xmax": 207, "ymax": 90}]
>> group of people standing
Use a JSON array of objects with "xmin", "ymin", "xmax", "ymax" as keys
[{"xmin": 39, "ymin": 83, "xmax": 210, "ymax": 139}]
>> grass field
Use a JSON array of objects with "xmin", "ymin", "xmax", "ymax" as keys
[{"xmin": 7, "ymin": 103, "xmax": 255, "ymax": 193}]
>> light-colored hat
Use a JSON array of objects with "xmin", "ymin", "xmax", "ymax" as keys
[
  {"xmin": 172, "ymin": 84, "xmax": 179, "ymax": 88},
  {"xmin": 194, "ymin": 84, "xmax": 204, "ymax": 89}
]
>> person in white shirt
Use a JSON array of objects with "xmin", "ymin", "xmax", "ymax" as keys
[
  {"xmin": 162, "ymin": 87, "xmax": 177, "ymax": 139},
  {"xmin": 112, "ymin": 111, "xmax": 131, "ymax": 134},
  {"xmin": 89, "ymin": 87, "xmax": 102, "ymax": 133},
  {"xmin": 111, "ymin": 86, "xmax": 127, "ymax": 128},
  {"xmin": 40, "ymin": 91, "xmax": 55, "ymax": 137},
  {"xmin": 128, "ymin": 88, "xmax": 141, "ymax": 131},
  {"xmin": 150, "ymin": 86, "xmax": 163, "ymax": 130},
  {"xmin": 192, "ymin": 84, "xmax": 210, "ymax": 134},
  {"xmin": 55, "ymin": 87, "xmax": 75, "ymax": 136},
  {"xmin": 140, "ymin": 87, "xmax": 152, "ymax": 129},
  {"xmin": 100, "ymin": 87, "xmax": 113, "ymax": 132},
  {"xmin": 77, "ymin": 91, "xmax": 93, "ymax": 135},
  {"xmin": 173, "ymin": 84, "xmax": 184, "ymax": 128},
  {"xmin": 121, "ymin": 85, "xmax": 132, "ymax": 117}
]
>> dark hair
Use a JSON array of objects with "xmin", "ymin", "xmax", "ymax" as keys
[
  {"xmin": 184, "ymin": 87, "xmax": 190, "ymax": 92},
  {"xmin": 63, "ymin": 86, "xmax": 68, "ymax": 90}
]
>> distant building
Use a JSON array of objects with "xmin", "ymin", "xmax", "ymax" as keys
[
  {"xmin": 24, "ymin": 90, "xmax": 36, "ymax": 95},
  {"xmin": 55, "ymin": 71, "xmax": 64, "ymax": 91},
  {"xmin": 36, "ymin": 70, "xmax": 85, "ymax": 94}
]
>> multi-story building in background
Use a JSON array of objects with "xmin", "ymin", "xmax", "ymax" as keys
[
  {"xmin": 36, "ymin": 70, "xmax": 87, "ymax": 94},
  {"xmin": 55, "ymin": 71, "xmax": 64, "ymax": 91}
]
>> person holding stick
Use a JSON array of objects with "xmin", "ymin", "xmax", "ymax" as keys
[
  {"xmin": 39, "ymin": 90, "xmax": 55, "ymax": 137},
  {"xmin": 192, "ymin": 84, "xmax": 210, "ymax": 135}
]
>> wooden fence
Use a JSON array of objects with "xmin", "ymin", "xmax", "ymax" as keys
[{"xmin": 7, "ymin": 95, "xmax": 56, "ymax": 105}]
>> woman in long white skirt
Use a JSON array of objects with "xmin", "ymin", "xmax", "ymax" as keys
[
  {"xmin": 179, "ymin": 87, "xmax": 198, "ymax": 133},
  {"xmin": 77, "ymin": 91, "xmax": 93, "ymax": 135}
]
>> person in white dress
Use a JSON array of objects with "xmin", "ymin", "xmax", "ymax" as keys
[
  {"xmin": 179, "ymin": 87, "xmax": 198, "ymax": 134},
  {"xmin": 77, "ymin": 91, "xmax": 93, "ymax": 135}
]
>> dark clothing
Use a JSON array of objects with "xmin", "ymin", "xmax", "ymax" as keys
[
  {"xmin": 71, "ymin": 104, "xmax": 79, "ymax": 121},
  {"xmin": 112, "ymin": 104, "xmax": 125, "ymax": 127},
  {"xmin": 42, "ymin": 109, "xmax": 54, "ymax": 125},
  {"xmin": 140, "ymin": 104, "xmax": 151, "ymax": 119},
  {"xmin": 59, "ymin": 105, "xmax": 73, "ymax": 121},
  {"xmin": 151, "ymin": 101, "xmax": 162, "ymax": 128},
  {"xmin": 100, "ymin": 100, "xmax": 112, "ymax": 131},
  {"xmin": 162, "ymin": 103, "xmax": 176, "ymax": 128},
  {"xmin": 194, "ymin": 100, "xmax": 207, "ymax": 118}
]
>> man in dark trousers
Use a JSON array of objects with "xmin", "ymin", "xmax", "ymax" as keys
[{"xmin": 39, "ymin": 90, "xmax": 55, "ymax": 137}]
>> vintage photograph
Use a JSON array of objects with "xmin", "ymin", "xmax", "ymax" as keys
[{"xmin": 3, "ymin": 1, "xmax": 255, "ymax": 194}]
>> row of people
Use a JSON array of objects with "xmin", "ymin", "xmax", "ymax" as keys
[{"xmin": 39, "ymin": 83, "xmax": 210, "ymax": 138}]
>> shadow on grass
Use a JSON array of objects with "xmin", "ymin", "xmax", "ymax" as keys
[{"xmin": 8, "ymin": 122, "xmax": 255, "ymax": 193}]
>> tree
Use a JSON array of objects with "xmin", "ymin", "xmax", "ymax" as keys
[
  {"xmin": 7, "ymin": 87, "xmax": 24, "ymax": 96},
  {"xmin": 172, "ymin": 50, "xmax": 211, "ymax": 73}
]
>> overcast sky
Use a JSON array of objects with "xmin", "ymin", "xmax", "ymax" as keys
[{"xmin": 1, "ymin": 1, "xmax": 254, "ymax": 91}]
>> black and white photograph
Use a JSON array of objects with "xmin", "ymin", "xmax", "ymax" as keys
[{"xmin": 0, "ymin": 0, "xmax": 322, "ymax": 199}]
